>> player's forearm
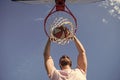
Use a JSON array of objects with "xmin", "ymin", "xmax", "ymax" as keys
[
  {"xmin": 44, "ymin": 39, "xmax": 51, "ymax": 60},
  {"xmin": 74, "ymin": 36, "xmax": 86, "ymax": 54}
]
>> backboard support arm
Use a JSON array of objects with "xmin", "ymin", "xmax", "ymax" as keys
[{"xmin": 55, "ymin": 0, "xmax": 66, "ymax": 11}]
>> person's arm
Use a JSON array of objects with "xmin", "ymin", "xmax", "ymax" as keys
[
  {"xmin": 43, "ymin": 38, "xmax": 55, "ymax": 75},
  {"xmin": 73, "ymin": 36, "xmax": 87, "ymax": 73}
]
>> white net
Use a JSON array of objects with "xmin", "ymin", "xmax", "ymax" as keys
[{"xmin": 50, "ymin": 17, "xmax": 74, "ymax": 45}]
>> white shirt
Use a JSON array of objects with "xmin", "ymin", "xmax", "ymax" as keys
[{"xmin": 48, "ymin": 58, "xmax": 87, "ymax": 80}]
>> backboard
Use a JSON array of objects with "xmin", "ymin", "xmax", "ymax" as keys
[{"xmin": 12, "ymin": 0, "xmax": 104, "ymax": 4}]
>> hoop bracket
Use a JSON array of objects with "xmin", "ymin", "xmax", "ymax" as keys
[{"xmin": 55, "ymin": 0, "xmax": 66, "ymax": 11}]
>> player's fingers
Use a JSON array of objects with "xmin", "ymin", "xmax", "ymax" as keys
[{"xmin": 50, "ymin": 37, "xmax": 57, "ymax": 42}]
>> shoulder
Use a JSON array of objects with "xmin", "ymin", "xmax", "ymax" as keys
[
  {"xmin": 49, "ymin": 69, "xmax": 60, "ymax": 79},
  {"xmin": 73, "ymin": 68, "xmax": 87, "ymax": 76}
]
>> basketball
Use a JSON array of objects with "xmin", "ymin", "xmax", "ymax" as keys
[{"xmin": 52, "ymin": 26, "xmax": 70, "ymax": 39}]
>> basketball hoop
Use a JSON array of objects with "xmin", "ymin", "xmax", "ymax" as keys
[
  {"xmin": 44, "ymin": 0, "xmax": 77, "ymax": 45},
  {"xmin": 49, "ymin": 17, "xmax": 74, "ymax": 45}
]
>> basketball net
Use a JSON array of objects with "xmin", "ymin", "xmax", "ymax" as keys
[{"xmin": 50, "ymin": 17, "xmax": 74, "ymax": 45}]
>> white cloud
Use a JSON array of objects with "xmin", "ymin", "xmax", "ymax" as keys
[
  {"xmin": 35, "ymin": 17, "xmax": 44, "ymax": 21},
  {"xmin": 102, "ymin": 18, "xmax": 108, "ymax": 23},
  {"xmin": 99, "ymin": 0, "xmax": 120, "ymax": 20}
]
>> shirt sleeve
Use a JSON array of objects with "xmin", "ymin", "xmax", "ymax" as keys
[
  {"xmin": 49, "ymin": 69, "xmax": 59, "ymax": 80},
  {"xmin": 76, "ymin": 65, "xmax": 87, "ymax": 75}
]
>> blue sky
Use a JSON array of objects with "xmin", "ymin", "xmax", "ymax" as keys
[{"xmin": 0, "ymin": 0, "xmax": 120, "ymax": 80}]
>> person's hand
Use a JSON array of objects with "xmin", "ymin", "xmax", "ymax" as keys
[
  {"xmin": 49, "ymin": 37, "xmax": 57, "ymax": 42},
  {"xmin": 66, "ymin": 31, "xmax": 75, "ymax": 41}
]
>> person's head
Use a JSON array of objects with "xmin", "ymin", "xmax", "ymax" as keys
[{"xmin": 59, "ymin": 55, "xmax": 72, "ymax": 69}]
